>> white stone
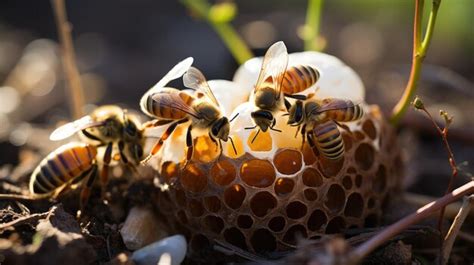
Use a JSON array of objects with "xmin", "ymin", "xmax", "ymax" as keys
[{"xmin": 131, "ymin": 235, "xmax": 187, "ymax": 265}]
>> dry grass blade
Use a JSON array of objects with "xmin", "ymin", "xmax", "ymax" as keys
[
  {"xmin": 441, "ymin": 195, "xmax": 474, "ymax": 265},
  {"xmin": 51, "ymin": 0, "xmax": 85, "ymax": 119}
]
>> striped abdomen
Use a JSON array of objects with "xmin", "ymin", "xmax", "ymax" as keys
[
  {"xmin": 281, "ymin": 65, "xmax": 320, "ymax": 94},
  {"xmin": 313, "ymin": 121, "xmax": 344, "ymax": 160},
  {"xmin": 29, "ymin": 143, "xmax": 97, "ymax": 195},
  {"xmin": 145, "ymin": 90, "xmax": 194, "ymax": 120},
  {"xmin": 325, "ymin": 104, "xmax": 364, "ymax": 122}
]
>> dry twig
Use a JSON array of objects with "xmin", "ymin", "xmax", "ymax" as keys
[
  {"xmin": 349, "ymin": 181, "xmax": 474, "ymax": 263},
  {"xmin": 441, "ymin": 195, "xmax": 474, "ymax": 265},
  {"xmin": 51, "ymin": 0, "xmax": 85, "ymax": 119},
  {"xmin": 403, "ymin": 192, "xmax": 472, "ymax": 219},
  {"xmin": 0, "ymin": 205, "xmax": 57, "ymax": 233}
]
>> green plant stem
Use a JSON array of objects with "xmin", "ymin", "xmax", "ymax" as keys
[
  {"xmin": 182, "ymin": 0, "xmax": 253, "ymax": 65},
  {"xmin": 304, "ymin": 0, "xmax": 324, "ymax": 51},
  {"xmin": 390, "ymin": 0, "xmax": 441, "ymax": 125}
]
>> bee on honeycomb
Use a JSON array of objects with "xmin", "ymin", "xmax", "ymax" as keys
[{"xmin": 143, "ymin": 43, "xmax": 403, "ymax": 258}]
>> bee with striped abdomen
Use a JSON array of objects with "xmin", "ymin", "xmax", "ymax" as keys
[
  {"xmin": 246, "ymin": 41, "xmax": 320, "ymax": 142},
  {"xmin": 281, "ymin": 65, "xmax": 320, "ymax": 95},
  {"xmin": 29, "ymin": 142, "xmax": 98, "ymax": 209},
  {"xmin": 287, "ymin": 96, "xmax": 364, "ymax": 160},
  {"xmin": 139, "ymin": 58, "xmax": 237, "ymax": 164},
  {"xmin": 45, "ymin": 105, "xmax": 144, "ymax": 209}
]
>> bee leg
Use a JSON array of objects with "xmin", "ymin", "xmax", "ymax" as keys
[
  {"xmin": 100, "ymin": 142, "xmax": 113, "ymax": 198},
  {"xmin": 307, "ymin": 131, "xmax": 317, "ymax": 154},
  {"xmin": 118, "ymin": 141, "xmax": 139, "ymax": 175},
  {"xmin": 217, "ymin": 139, "xmax": 223, "ymax": 161},
  {"xmin": 228, "ymin": 136, "xmax": 237, "ymax": 155},
  {"xmin": 143, "ymin": 119, "xmax": 174, "ymax": 128},
  {"xmin": 79, "ymin": 165, "xmax": 98, "ymax": 217},
  {"xmin": 269, "ymin": 119, "xmax": 282, "ymax": 133},
  {"xmin": 183, "ymin": 125, "xmax": 194, "ymax": 168},
  {"xmin": 251, "ymin": 129, "xmax": 260, "ymax": 144},
  {"xmin": 300, "ymin": 124, "xmax": 307, "ymax": 149},
  {"xmin": 209, "ymin": 132, "xmax": 219, "ymax": 152},
  {"xmin": 142, "ymin": 119, "xmax": 188, "ymax": 164},
  {"xmin": 82, "ymin": 129, "xmax": 102, "ymax": 141},
  {"xmin": 294, "ymin": 125, "xmax": 301, "ymax": 138},
  {"xmin": 333, "ymin": 121, "xmax": 352, "ymax": 134},
  {"xmin": 51, "ymin": 183, "xmax": 71, "ymax": 200},
  {"xmin": 284, "ymin": 93, "xmax": 308, "ymax": 100}
]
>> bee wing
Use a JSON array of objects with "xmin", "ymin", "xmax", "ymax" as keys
[
  {"xmin": 151, "ymin": 57, "xmax": 194, "ymax": 93},
  {"xmin": 312, "ymin": 120, "xmax": 338, "ymax": 134},
  {"xmin": 49, "ymin": 115, "xmax": 104, "ymax": 141},
  {"xmin": 183, "ymin": 66, "xmax": 219, "ymax": 107},
  {"xmin": 254, "ymin": 41, "xmax": 288, "ymax": 99},
  {"xmin": 311, "ymin": 99, "xmax": 361, "ymax": 115},
  {"xmin": 140, "ymin": 57, "xmax": 194, "ymax": 116},
  {"xmin": 151, "ymin": 92, "xmax": 200, "ymax": 119}
]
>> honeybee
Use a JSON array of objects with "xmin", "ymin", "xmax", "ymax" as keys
[
  {"xmin": 140, "ymin": 58, "xmax": 236, "ymax": 164},
  {"xmin": 247, "ymin": 41, "xmax": 319, "ymax": 141},
  {"xmin": 29, "ymin": 142, "xmax": 98, "ymax": 209},
  {"xmin": 44, "ymin": 105, "xmax": 145, "ymax": 208},
  {"xmin": 287, "ymin": 96, "xmax": 364, "ymax": 160}
]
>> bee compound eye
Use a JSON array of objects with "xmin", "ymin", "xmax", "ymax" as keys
[
  {"xmin": 135, "ymin": 144, "xmax": 143, "ymax": 159},
  {"xmin": 263, "ymin": 111, "xmax": 273, "ymax": 120},
  {"xmin": 125, "ymin": 123, "xmax": 137, "ymax": 136},
  {"xmin": 296, "ymin": 109, "xmax": 303, "ymax": 122},
  {"xmin": 212, "ymin": 125, "xmax": 220, "ymax": 136}
]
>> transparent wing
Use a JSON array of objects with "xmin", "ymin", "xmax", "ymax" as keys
[
  {"xmin": 140, "ymin": 57, "xmax": 194, "ymax": 115},
  {"xmin": 151, "ymin": 92, "xmax": 200, "ymax": 119},
  {"xmin": 312, "ymin": 120, "xmax": 338, "ymax": 135},
  {"xmin": 150, "ymin": 57, "xmax": 194, "ymax": 93},
  {"xmin": 183, "ymin": 66, "xmax": 219, "ymax": 107},
  {"xmin": 254, "ymin": 41, "xmax": 288, "ymax": 99},
  {"xmin": 311, "ymin": 99, "xmax": 360, "ymax": 115},
  {"xmin": 49, "ymin": 115, "xmax": 103, "ymax": 141}
]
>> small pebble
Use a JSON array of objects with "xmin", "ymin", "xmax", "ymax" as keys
[
  {"xmin": 120, "ymin": 206, "xmax": 168, "ymax": 250},
  {"xmin": 131, "ymin": 235, "xmax": 187, "ymax": 265}
]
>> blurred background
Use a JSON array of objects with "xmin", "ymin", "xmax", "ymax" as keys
[{"xmin": 0, "ymin": 0, "xmax": 473, "ymax": 194}]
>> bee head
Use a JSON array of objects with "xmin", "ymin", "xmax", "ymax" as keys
[
  {"xmin": 211, "ymin": 117, "xmax": 230, "ymax": 141},
  {"xmin": 287, "ymin": 100, "xmax": 304, "ymax": 126},
  {"xmin": 251, "ymin": 110, "xmax": 273, "ymax": 132},
  {"xmin": 94, "ymin": 117, "xmax": 122, "ymax": 139}
]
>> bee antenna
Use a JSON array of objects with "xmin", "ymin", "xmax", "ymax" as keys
[
  {"xmin": 244, "ymin": 125, "xmax": 257, "ymax": 130},
  {"xmin": 251, "ymin": 129, "xmax": 260, "ymax": 144},
  {"xmin": 228, "ymin": 136, "xmax": 237, "ymax": 155},
  {"xmin": 229, "ymin": 113, "xmax": 239, "ymax": 123},
  {"xmin": 270, "ymin": 127, "xmax": 282, "ymax": 133}
]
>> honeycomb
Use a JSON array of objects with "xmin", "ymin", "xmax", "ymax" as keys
[
  {"xmin": 154, "ymin": 105, "xmax": 402, "ymax": 255},
  {"xmin": 145, "ymin": 49, "xmax": 403, "ymax": 258}
]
